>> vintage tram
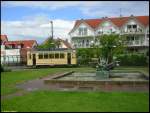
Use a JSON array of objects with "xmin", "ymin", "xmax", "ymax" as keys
[{"xmin": 27, "ymin": 48, "xmax": 77, "ymax": 66}]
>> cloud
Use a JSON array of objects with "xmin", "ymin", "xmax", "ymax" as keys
[
  {"xmin": 2, "ymin": 1, "xmax": 149, "ymax": 17},
  {"xmin": 1, "ymin": 1, "xmax": 82, "ymax": 10},
  {"xmin": 1, "ymin": 1, "xmax": 149, "ymax": 44},
  {"xmin": 80, "ymin": 1, "xmax": 149, "ymax": 17},
  {"xmin": 1, "ymin": 15, "xmax": 75, "ymax": 44}
]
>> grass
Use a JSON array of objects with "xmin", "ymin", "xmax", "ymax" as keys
[
  {"xmin": 1, "ymin": 66, "xmax": 149, "ymax": 95},
  {"xmin": 1, "ymin": 91, "xmax": 149, "ymax": 112},
  {"xmin": 1, "ymin": 67, "xmax": 95, "ymax": 95},
  {"xmin": 1, "ymin": 66, "xmax": 149, "ymax": 112}
]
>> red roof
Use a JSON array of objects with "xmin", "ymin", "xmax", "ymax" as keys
[
  {"xmin": 1, "ymin": 35, "xmax": 8, "ymax": 43},
  {"xmin": 70, "ymin": 15, "xmax": 149, "ymax": 32},
  {"xmin": 5, "ymin": 40, "xmax": 37, "ymax": 48},
  {"xmin": 58, "ymin": 39, "xmax": 72, "ymax": 49}
]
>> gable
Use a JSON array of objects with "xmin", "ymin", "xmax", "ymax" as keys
[
  {"xmin": 70, "ymin": 21, "xmax": 95, "ymax": 34},
  {"xmin": 69, "ymin": 16, "xmax": 149, "ymax": 34}
]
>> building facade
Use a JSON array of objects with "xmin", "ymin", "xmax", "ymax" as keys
[
  {"xmin": 1, "ymin": 35, "xmax": 38, "ymax": 65},
  {"xmin": 69, "ymin": 15, "xmax": 149, "ymax": 53}
]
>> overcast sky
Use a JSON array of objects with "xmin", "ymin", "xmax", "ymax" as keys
[{"xmin": 1, "ymin": 1, "xmax": 149, "ymax": 44}]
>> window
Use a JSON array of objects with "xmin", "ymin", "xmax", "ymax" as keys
[
  {"xmin": 12, "ymin": 44, "xmax": 15, "ymax": 49},
  {"xmin": 21, "ymin": 44, "xmax": 24, "ymax": 48},
  {"xmin": 79, "ymin": 28, "xmax": 82, "ymax": 35},
  {"xmin": 82, "ymin": 40, "xmax": 84, "ymax": 46},
  {"xmin": 49, "ymin": 53, "xmax": 54, "ymax": 58},
  {"xmin": 28, "ymin": 54, "xmax": 31, "ymax": 59},
  {"xmin": 60, "ymin": 53, "xmax": 64, "ymax": 59},
  {"xmin": 131, "ymin": 37, "xmax": 134, "ymax": 40},
  {"xmin": 44, "ymin": 53, "xmax": 48, "ymax": 59},
  {"xmin": 86, "ymin": 40, "xmax": 89, "ymax": 46},
  {"xmin": 39, "ymin": 54, "xmax": 43, "ymax": 59},
  {"xmin": 72, "ymin": 53, "xmax": 76, "ymax": 58},
  {"xmin": 83, "ymin": 28, "xmax": 87, "ymax": 35},
  {"xmin": 55, "ymin": 53, "xmax": 59, "ymax": 58},
  {"xmin": 78, "ymin": 27, "xmax": 87, "ymax": 35},
  {"xmin": 133, "ymin": 25, "xmax": 137, "ymax": 29},
  {"xmin": 127, "ymin": 25, "xmax": 131, "ymax": 29},
  {"xmin": 127, "ymin": 24, "xmax": 137, "ymax": 32}
]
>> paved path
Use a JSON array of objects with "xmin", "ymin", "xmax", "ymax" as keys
[
  {"xmin": 1, "ymin": 90, "xmax": 28, "ymax": 100},
  {"xmin": 1, "ymin": 71, "xmax": 71, "ymax": 100}
]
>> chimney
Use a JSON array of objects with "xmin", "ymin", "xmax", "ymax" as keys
[{"xmin": 130, "ymin": 14, "xmax": 134, "ymax": 17}]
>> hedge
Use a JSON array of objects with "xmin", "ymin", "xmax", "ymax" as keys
[
  {"xmin": 116, "ymin": 54, "xmax": 147, "ymax": 66},
  {"xmin": 76, "ymin": 48, "xmax": 101, "ymax": 65}
]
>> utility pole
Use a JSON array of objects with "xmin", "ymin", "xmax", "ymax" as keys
[
  {"xmin": 50, "ymin": 21, "xmax": 53, "ymax": 39},
  {"xmin": 119, "ymin": 8, "xmax": 122, "ymax": 17}
]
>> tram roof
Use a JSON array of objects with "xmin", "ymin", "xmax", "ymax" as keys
[{"xmin": 31, "ymin": 48, "xmax": 76, "ymax": 52}]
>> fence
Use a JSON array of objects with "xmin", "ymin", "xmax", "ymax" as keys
[{"xmin": 1, "ymin": 55, "xmax": 27, "ymax": 66}]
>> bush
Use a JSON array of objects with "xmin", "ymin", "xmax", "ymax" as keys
[
  {"xmin": 1, "ymin": 65, "xmax": 4, "ymax": 72},
  {"xmin": 1, "ymin": 65, "xmax": 12, "ymax": 72},
  {"xmin": 76, "ymin": 48, "xmax": 101, "ymax": 65},
  {"xmin": 116, "ymin": 53, "xmax": 147, "ymax": 66}
]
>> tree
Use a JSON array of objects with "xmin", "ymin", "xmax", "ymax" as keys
[
  {"xmin": 97, "ymin": 34, "xmax": 125, "ymax": 64},
  {"xmin": 37, "ymin": 37, "xmax": 61, "ymax": 49}
]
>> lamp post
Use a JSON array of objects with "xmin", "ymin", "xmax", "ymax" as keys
[{"xmin": 50, "ymin": 21, "xmax": 53, "ymax": 39}]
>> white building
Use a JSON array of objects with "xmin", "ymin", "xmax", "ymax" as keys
[
  {"xmin": 1, "ymin": 35, "xmax": 38, "ymax": 65},
  {"xmin": 1, "ymin": 48, "xmax": 21, "ymax": 64},
  {"xmin": 69, "ymin": 15, "xmax": 149, "ymax": 53}
]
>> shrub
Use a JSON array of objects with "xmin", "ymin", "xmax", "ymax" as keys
[
  {"xmin": 1, "ymin": 65, "xmax": 4, "ymax": 72},
  {"xmin": 116, "ymin": 53, "xmax": 147, "ymax": 66},
  {"xmin": 76, "ymin": 48, "xmax": 101, "ymax": 65}
]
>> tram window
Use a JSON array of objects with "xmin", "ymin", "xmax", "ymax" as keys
[
  {"xmin": 39, "ymin": 54, "xmax": 43, "ymax": 59},
  {"xmin": 72, "ymin": 53, "xmax": 76, "ymax": 58},
  {"xmin": 55, "ymin": 53, "xmax": 59, "ymax": 59},
  {"xmin": 28, "ymin": 54, "xmax": 31, "ymax": 59},
  {"xmin": 60, "ymin": 53, "xmax": 64, "ymax": 58},
  {"xmin": 49, "ymin": 53, "xmax": 54, "ymax": 58},
  {"xmin": 44, "ymin": 53, "xmax": 48, "ymax": 59}
]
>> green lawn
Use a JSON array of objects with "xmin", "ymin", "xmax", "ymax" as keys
[
  {"xmin": 1, "ymin": 91, "xmax": 149, "ymax": 112},
  {"xmin": 1, "ymin": 67, "xmax": 95, "ymax": 95},
  {"xmin": 1, "ymin": 66, "xmax": 149, "ymax": 112}
]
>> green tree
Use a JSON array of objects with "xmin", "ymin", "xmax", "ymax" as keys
[
  {"xmin": 97, "ymin": 34, "xmax": 125, "ymax": 64},
  {"xmin": 37, "ymin": 37, "xmax": 61, "ymax": 49}
]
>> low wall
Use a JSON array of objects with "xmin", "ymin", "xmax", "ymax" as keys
[{"xmin": 44, "ymin": 80, "xmax": 149, "ymax": 92}]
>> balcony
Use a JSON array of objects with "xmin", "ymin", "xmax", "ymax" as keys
[
  {"xmin": 122, "ymin": 29, "xmax": 144, "ymax": 34},
  {"xmin": 125, "ymin": 40, "xmax": 148, "ymax": 47}
]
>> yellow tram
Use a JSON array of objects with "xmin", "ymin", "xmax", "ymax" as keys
[{"xmin": 27, "ymin": 48, "xmax": 77, "ymax": 66}]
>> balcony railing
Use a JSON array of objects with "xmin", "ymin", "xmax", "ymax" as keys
[
  {"xmin": 124, "ymin": 40, "xmax": 147, "ymax": 46},
  {"xmin": 122, "ymin": 29, "xmax": 144, "ymax": 34}
]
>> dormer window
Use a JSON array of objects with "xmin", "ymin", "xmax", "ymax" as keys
[
  {"xmin": 127, "ymin": 25, "xmax": 131, "ymax": 29},
  {"xmin": 78, "ymin": 27, "xmax": 87, "ymax": 36},
  {"xmin": 133, "ymin": 25, "xmax": 137, "ymax": 29},
  {"xmin": 127, "ymin": 24, "xmax": 137, "ymax": 32}
]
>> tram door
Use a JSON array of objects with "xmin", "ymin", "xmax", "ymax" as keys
[
  {"xmin": 32, "ymin": 54, "xmax": 36, "ymax": 66},
  {"xmin": 67, "ymin": 53, "xmax": 71, "ymax": 64}
]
